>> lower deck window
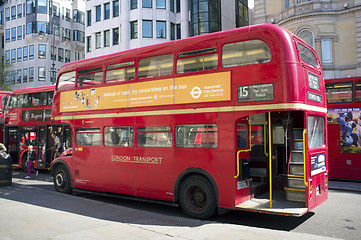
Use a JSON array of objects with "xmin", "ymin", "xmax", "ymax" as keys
[
  {"xmin": 176, "ymin": 124, "xmax": 218, "ymax": 148},
  {"xmin": 76, "ymin": 128, "xmax": 101, "ymax": 146},
  {"xmin": 104, "ymin": 126, "xmax": 133, "ymax": 146},
  {"xmin": 137, "ymin": 126, "xmax": 172, "ymax": 147}
]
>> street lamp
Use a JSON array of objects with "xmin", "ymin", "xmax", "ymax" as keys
[{"xmin": 38, "ymin": 22, "xmax": 68, "ymax": 84}]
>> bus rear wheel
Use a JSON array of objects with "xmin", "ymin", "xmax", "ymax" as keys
[
  {"xmin": 179, "ymin": 175, "xmax": 217, "ymax": 219},
  {"xmin": 53, "ymin": 165, "xmax": 72, "ymax": 194}
]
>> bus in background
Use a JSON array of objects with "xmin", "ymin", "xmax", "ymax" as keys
[
  {"xmin": 3, "ymin": 86, "xmax": 72, "ymax": 171},
  {"xmin": 0, "ymin": 91, "xmax": 11, "ymax": 142},
  {"xmin": 326, "ymin": 77, "xmax": 361, "ymax": 180},
  {"xmin": 51, "ymin": 24, "xmax": 328, "ymax": 219}
]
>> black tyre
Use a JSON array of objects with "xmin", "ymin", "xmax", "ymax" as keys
[
  {"xmin": 179, "ymin": 175, "xmax": 217, "ymax": 219},
  {"xmin": 53, "ymin": 165, "xmax": 72, "ymax": 194}
]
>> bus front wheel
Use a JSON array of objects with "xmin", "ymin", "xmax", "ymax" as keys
[
  {"xmin": 179, "ymin": 175, "xmax": 217, "ymax": 219},
  {"xmin": 21, "ymin": 156, "xmax": 28, "ymax": 172},
  {"xmin": 53, "ymin": 165, "xmax": 72, "ymax": 194}
]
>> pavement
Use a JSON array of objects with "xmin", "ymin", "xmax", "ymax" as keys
[{"xmin": 1, "ymin": 171, "xmax": 358, "ymax": 240}]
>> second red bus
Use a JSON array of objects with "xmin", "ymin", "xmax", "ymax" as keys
[{"xmin": 4, "ymin": 86, "xmax": 72, "ymax": 171}]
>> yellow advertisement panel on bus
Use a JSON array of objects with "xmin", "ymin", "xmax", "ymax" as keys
[{"xmin": 59, "ymin": 71, "xmax": 231, "ymax": 112}]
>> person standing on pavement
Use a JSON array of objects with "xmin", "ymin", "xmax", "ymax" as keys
[{"xmin": 25, "ymin": 145, "xmax": 38, "ymax": 179}]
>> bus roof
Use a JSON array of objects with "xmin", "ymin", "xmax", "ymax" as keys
[
  {"xmin": 9, "ymin": 85, "xmax": 55, "ymax": 95},
  {"xmin": 57, "ymin": 24, "xmax": 303, "ymax": 77}
]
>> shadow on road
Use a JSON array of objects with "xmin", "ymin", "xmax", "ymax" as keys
[{"xmin": 1, "ymin": 170, "xmax": 312, "ymax": 231}]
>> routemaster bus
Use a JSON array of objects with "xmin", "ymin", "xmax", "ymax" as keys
[
  {"xmin": 326, "ymin": 77, "xmax": 361, "ymax": 180},
  {"xmin": 4, "ymin": 86, "xmax": 72, "ymax": 171},
  {"xmin": 0, "ymin": 91, "xmax": 11, "ymax": 142},
  {"xmin": 50, "ymin": 24, "xmax": 328, "ymax": 219}
]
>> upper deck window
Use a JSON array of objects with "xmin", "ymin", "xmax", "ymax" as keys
[
  {"xmin": 326, "ymin": 82, "xmax": 353, "ymax": 104},
  {"xmin": 138, "ymin": 54, "xmax": 173, "ymax": 78},
  {"xmin": 177, "ymin": 47, "xmax": 218, "ymax": 73},
  {"xmin": 297, "ymin": 43, "xmax": 318, "ymax": 68},
  {"xmin": 78, "ymin": 67, "xmax": 103, "ymax": 87},
  {"xmin": 7, "ymin": 91, "xmax": 53, "ymax": 108},
  {"xmin": 222, "ymin": 40, "xmax": 271, "ymax": 68},
  {"xmin": 106, "ymin": 61, "xmax": 135, "ymax": 83},
  {"xmin": 58, "ymin": 71, "xmax": 76, "ymax": 89},
  {"xmin": 356, "ymin": 81, "xmax": 361, "ymax": 102}
]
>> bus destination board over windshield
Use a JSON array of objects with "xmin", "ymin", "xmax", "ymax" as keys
[{"xmin": 238, "ymin": 83, "xmax": 274, "ymax": 102}]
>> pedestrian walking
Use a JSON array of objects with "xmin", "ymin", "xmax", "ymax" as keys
[{"xmin": 25, "ymin": 145, "xmax": 38, "ymax": 179}]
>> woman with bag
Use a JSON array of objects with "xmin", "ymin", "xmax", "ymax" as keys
[{"xmin": 25, "ymin": 145, "xmax": 38, "ymax": 179}]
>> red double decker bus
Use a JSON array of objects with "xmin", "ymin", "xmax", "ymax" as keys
[
  {"xmin": 326, "ymin": 77, "xmax": 361, "ymax": 180},
  {"xmin": 4, "ymin": 86, "xmax": 72, "ymax": 171},
  {"xmin": 51, "ymin": 24, "xmax": 328, "ymax": 219}
]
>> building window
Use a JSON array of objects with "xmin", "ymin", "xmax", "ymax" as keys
[
  {"xmin": 66, "ymin": 8, "xmax": 71, "ymax": 21},
  {"xmin": 236, "ymin": 0, "xmax": 249, "ymax": 28},
  {"xmin": 156, "ymin": 21, "xmax": 166, "ymax": 38},
  {"xmin": 58, "ymin": 48, "xmax": 64, "ymax": 62},
  {"xmin": 87, "ymin": 10, "xmax": 91, "ymax": 26},
  {"xmin": 17, "ymin": 70, "xmax": 22, "ymax": 84},
  {"xmin": 298, "ymin": 29, "xmax": 314, "ymax": 48},
  {"xmin": 171, "ymin": 23, "xmax": 175, "ymax": 40},
  {"xmin": 51, "ymin": 46, "xmax": 56, "ymax": 61},
  {"xmin": 190, "ymin": 0, "xmax": 221, "ymax": 36},
  {"xmin": 104, "ymin": 30, "xmax": 110, "ymax": 47},
  {"xmin": 296, "ymin": 0, "xmax": 311, "ymax": 4},
  {"xmin": 11, "ymin": 6, "xmax": 16, "ymax": 20},
  {"xmin": 37, "ymin": 0, "xmax": 47, "ymax": 13},
  {"xmin": 11, "ymin": 71, "xmax": 16, "ymax": 84},
  {"xmin": 29, "ymin": 67, "xmax": 34, "ymax": 82},
  {"xmin": 176, "ymin": 24, "xmax": 181, "ymax": 39},
  {"xmin": 95, "ymin": 32, "xmax": 101, "ymax": 49},
  {"xmin": 38, "ymin": 44, "xmax": 46, "ymax": 59},
  {"xmin": 321, "ymin": 39, "xmax": 332, "ymax": 63},
  {"xmin": 143, "ymin": 20, "xmax": 153, "ymax": 38},
  {"xmin": 104, "ymin": 3, "xmax": 110, "ymax": 20},
  {"xmin": 23, "ymin": 68, "xmax": 28, "ymax": 83},
  {"xmin": 53, "ymin": 3, "xmax": 60, "ymax": 16},
  {"xmin": 157, "ymin": 0, "xmax": 166, "ymax": 9},
  {"xmin": 96, "ymin": 5, "xmax": 101, "ymax": 22},
  {"xmin": 176, "ymin": 0, "xmax": 181, "ymax": 12},
  {"xmin": 65, "ymin": 50, "xmax": 70, "ymax": 63},
  {"xmin": 38, "ymin": 67, "xmax": 46, "ymax": 81},
  {"xmin": 17, "ymin": 48, "xmax": 22, "ymax": 62},
  {"xmin": 5, "ymin": 7, "xmax": 10, "ymax": 21},
  {"xmin": 113, "ymin": 1, "xmax": 119, "ymax": 17},
  {"xmin": 17, "ymin": 26, "xmax": 22, "ymax": 40},
  {"xmin": 23, "ymin": 46, "xmax": 28, "ymax": 61},
  {"xmin": 5, "ymin": 29, "xmax": 10, "ymax": 43},
  {"xmin": 29, "ymin": 45, "xmax": 34, "ymax": 60},
  {"xmin": 113, "ymin": 28, "xmax": 119, "ymax": 45},
  {"xmin": 143, "ymin": 0, "xmax": 152, "ymax": 8},
  {"xmin": 170, "ymin": 0, "xmax": 175, "ymax": 12},
  {"xmin": 87, "ymin": 36, "xmax": 92, "ymax": 52},
  {"xmin": 130, "ymin": 21, "xmax": 138, "ymax": 39},
  {"xmin": 11, "ymin": 27, "xmax": 16, "ymax": 41},
  {"xmin": 11, "ymin": 49, "xmax": 16, "ymax": 63},
  {"xmin": 285, "ymin": 0, "xmax": 290, "ymax": 8},
  {"xmin": 131, "ymin": 0, "xmax": 138, "ymax": 10},
  {"xmin": 17, "ymin": 4, "xmax": 22, "ymax": 18},
  {"xmin": 5, "ymin": 50, "xmax": 10, "ymax": 63}
]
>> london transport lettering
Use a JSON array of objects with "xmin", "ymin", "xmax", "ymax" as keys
[{"xmin": 111, "ymin": 155, "xmax": 162, "ymax": 164}]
